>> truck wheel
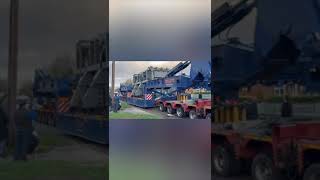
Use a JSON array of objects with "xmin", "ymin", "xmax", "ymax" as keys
[
  {"xmin": 189, "ymin": 109, "xmax": 198, "ymax": 119},
  {"xmin": 176, "ymin": 107, "xmax": 185, "ymax": 118},
  {"xmin": 206, "ymin": 113, "xmax": 212, "ymax": 120},
  {"xmin": 213, "ymin": 145, "xmax": 241, "ymax": 176},
  {"xmin": 167, "ymin": 105, "xmax": 175, "ymax": 114},
  {"xmin": 252, "ymin": 153, "xmax": 281, "ymax": 180},
  {"xmin": 303, "ymin": 164, "xmax": 320, "ymax": 180},
  {"xmin": 159, "ymin": 103, "xmax": 166, "ymax": 112}
]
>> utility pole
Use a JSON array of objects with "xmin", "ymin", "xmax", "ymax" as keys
[
  {"xmin": 8, "ymin": 0, "xmax": 19, "ymax": 145},
  {"xmin": 111, "ymin": 61, "xmax": 115, "ymax": 110}
]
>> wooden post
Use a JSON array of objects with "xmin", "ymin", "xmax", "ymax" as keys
[
  {"xmin": 111, "ymin": 61, "xmax": 115, "ymax": 109},
  {"xmin": 8, "ymin": 0, "xmax": 19, "ymax": 146}
]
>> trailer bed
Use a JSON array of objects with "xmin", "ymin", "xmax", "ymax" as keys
[
  {"xmin": 56, "ymin": 113, "xmax": 108, "ymax": 144},
  {"xmin": 127, "ymin": 97, "xmax": 155, "ymax": 108}
]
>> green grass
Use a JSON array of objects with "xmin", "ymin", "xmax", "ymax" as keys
[
  {"xmin": 110, "ymin": 161, "xmax": 166, "ymax": 180},
  {"xmin": 109, "ymin": 112, "xmax": 161, "ymax": 119},
  {"xmin": 36, "ymin": 132, "xmax": 73, "ymax": 154},
  {"xmin": 0, "ymin": 160, "xmax": 107, "ymax": 180},
  {"xmin": 120, "ymin": 101, "xmax": 130, "ymax": 110},
  {"xmin": 4, "ymin": 132, "xmax": 72, "ymax": 155}
]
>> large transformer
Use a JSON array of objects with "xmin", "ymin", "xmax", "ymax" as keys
[
  {"xmin": 70, "ymin": 33, "xmax": 108, "ymax": 112},
  {"xmin": 34, "ymin": 33, "xmax": 109, "ymax": 144},
  {"xmin": 132, "ymin": 67, "xmax": 169, "ymax": 84}
]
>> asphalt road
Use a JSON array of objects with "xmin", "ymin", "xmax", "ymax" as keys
[{"xmin": 35, "ymin": 123, "xmax": 108, "ymax": 159}]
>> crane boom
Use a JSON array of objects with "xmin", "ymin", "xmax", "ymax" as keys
[
  {"xmin": 165, "ymin": 61, "xmax": 191, "ymax": 77},
  {"xmin": 211, "ymin": 0, "xmax": 256, "ymax": 38}
]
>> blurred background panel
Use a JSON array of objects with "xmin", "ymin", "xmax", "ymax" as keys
[
  {"xmin": 109, "ymin": 120, "xmax": 211, "ymax": 180},
  {"xmin": 109, "ymin": 0, "xmax": 211, "ymax": 61}
]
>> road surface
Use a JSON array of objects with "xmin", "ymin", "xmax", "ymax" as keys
[{"xmin": 34, "ymin": 123, "xmax": 108, "ymax": 162}]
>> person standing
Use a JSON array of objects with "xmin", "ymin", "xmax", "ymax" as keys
[
  {"xmin": 14, "ymin": 101, "xmax": 32, "ymax": 161},
  {"xmin": 113, "ymin": 93, "xmax": 121, "ymax": 112},
  {"xmin": 27, "ymin": 103, "xmax": 39, "ymax": 155}
]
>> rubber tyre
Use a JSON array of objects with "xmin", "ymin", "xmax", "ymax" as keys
[
  {"xmin": 167, "ymin": 105, "xmax": 175, "ymax": 114},
  {"xmin": 159, "ymin": 103, "xmax": 166, "ymax": 112},
  {"xmin": 176, "ymin": 107, "xmax": 185, "ymax": 118},
  {"xmin": 212, "ymin": 145, "xmax": 241, "ymax": 176},
  {"xmin": 303, "ymin": 164, "xmax": 320, "ymax": 180},
  {"xmin": 252, "ymin": 153, "xmax": 282, "ymax": 180},
  {"xmin": 189, "ymin": 109, "xmax": 198, "ymax": 119}
]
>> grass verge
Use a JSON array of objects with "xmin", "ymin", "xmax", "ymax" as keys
[
  {"xmin": 120, "ymin": 101, "xmax": 130, "ymax": 110},
  {"xmin": 109, "ymin": 112, "xmax": 161, "ymax": 119},
  {"xmin": 0, "ymin": 160, "xmax": 107, "ymax": 180},
  {"xmin": 36, "ymin": 131, "xmax": 73, "ymax": 154}
]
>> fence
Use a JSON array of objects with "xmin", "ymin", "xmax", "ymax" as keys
[{"xmin": 257, "ymin": 102, "xmax": 320, "ymax": 118}]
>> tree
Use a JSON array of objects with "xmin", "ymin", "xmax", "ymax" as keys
[
  {"xmin": 124, "ymin": 79, "xmax": 133, "ymax": 85},
  {"xmin": 48, "ymin": 55, "xmax": 75, "ymax": 79}
]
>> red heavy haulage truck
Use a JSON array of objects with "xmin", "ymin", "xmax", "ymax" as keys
[
  {"xmin": 158, "ymin": 92, "xmax": 212, "ymax": 119},
  {"xmin": 212, "ymin": 119, "xmax": 320, "ymax": 180},
  {"xmin": 161, "ymin": 98, "xmax": 211, "ymax": 119}
]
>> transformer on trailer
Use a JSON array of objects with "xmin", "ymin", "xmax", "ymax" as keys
[
  {"xmin": 124, "ymin": 61, "xmax": 204, "ymax": 108},
  {"xmin": 128, "ymin": 73, "xmax": 193, "ymax": 108},
  {"xmin": 34, "ymin": 33, "xmax": 109, "ymax": 144},
  {"xmin": 120, "ymin": 60, "xmax": 212, "ymax": 119}
]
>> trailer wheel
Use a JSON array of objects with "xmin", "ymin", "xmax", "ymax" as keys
[
  {"xmin": 167, "ymin": 105, "xmax": 175, "ymax": 114},
  {"xmin": 303, "ymin": 164, "xmax": 320, "ymax": 180},
  {"xmin": 189, "ymin": 109, "xmax": 198, "ymax": 119},
  {"xmin": 213, "ymin": 145, "xmax": 241, "ymax": 176},
  {"xmin": 252, "ymin": 153, "xmax": 280, "ymax": 180},
  {"xmin": 159, "ymin": 103, "xmax": 166, "ymax": 112},
  {"xmin": 176, "ymin": 107, "xmax": 185, "ymax": 118}
]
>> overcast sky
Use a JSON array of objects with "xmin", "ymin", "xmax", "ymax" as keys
[
  {"xmin": 0, "ymin": 0, "xmax": 252, "ymax": 88},
  {"xmin": 110, "ymin": 0, "xmax": 211, "ymax": 61},
  {"xmin": 109, "ymin": 61, "xmax": 191, "ymax": 88},
  {"xmin": 0, "ymin": 0, "xmax": 108, "ymax": 86}
]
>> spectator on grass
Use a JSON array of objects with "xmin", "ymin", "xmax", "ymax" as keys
[{"xmin": 14, "ymin": 101, "xmax": 32, "ymax": 161}]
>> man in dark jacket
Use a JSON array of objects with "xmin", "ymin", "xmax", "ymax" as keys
[
  {"xmin": 14, "ymin": 101, "xmax": 33, "ymax": 161},
  {"xmin": 0, "ymin": 107, "xmax": 8, "ymax": 157}
]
